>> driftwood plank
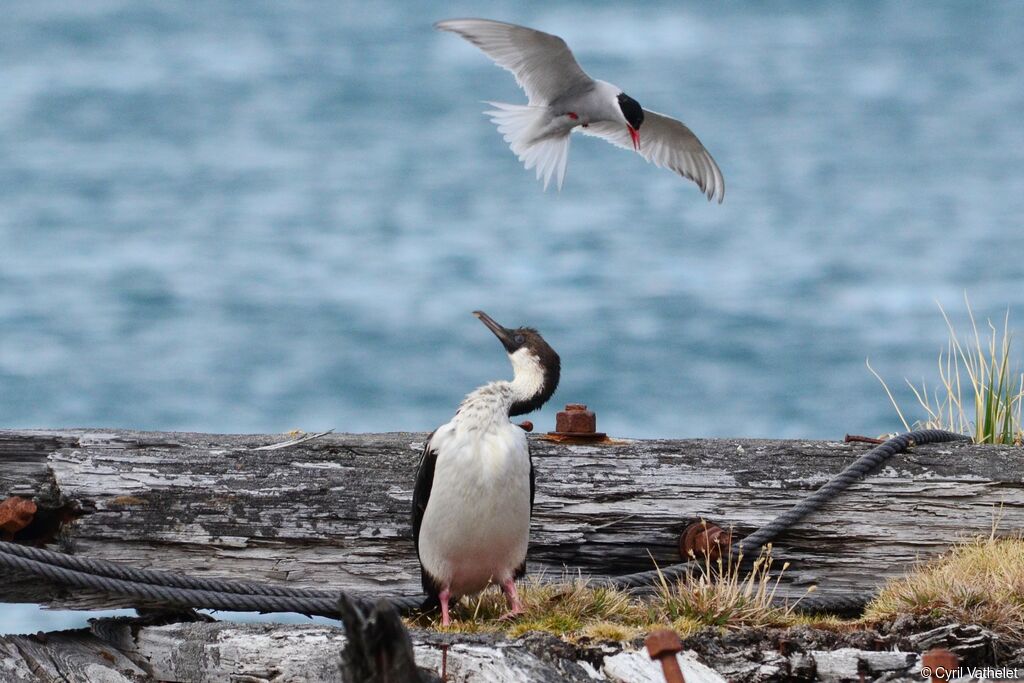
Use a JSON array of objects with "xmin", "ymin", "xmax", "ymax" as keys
[
  {"xmin": 3, "ymin": 618, "xmax": 1017, "ymax": 682},
  {"xmin": 90, "ymin": 620, "xmax": 608, "ymax": 683},
  {"xmin": 0, "ymin": 428, "xmax": 1022, "ymax": 611},
  {"xmin": 1, "ymin": 620, "xmax": 710, "ymax": 683},
  {"xmin": 0, "ymin": 629, "xmax": 148, "ymax": 682}
]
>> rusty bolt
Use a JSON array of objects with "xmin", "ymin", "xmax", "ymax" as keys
[
  {"xmin": 920, "ymin": 648, "xmax": 958, "ymax": 683},
  {"xmin": 556, "ymin": 404, "xmax": 596, "ymax": 434},
  {"xmin": 0, "ymin": 496, "xmax": 37, "ymax": 537},
  {"xmin": 679, "ymin": 522, "xmax": 733, "ymax": 562},
  {"xmin": 545, "ymin": 403, "xmax": 607, "ymax": 442},
  {"xmin": 844, "ymin": 434, "xmax": 885, "ymax": 445},
  {"xmin": 646, "ymin": 629, "xmax": 686, "ymax": 683},
  {"xmin": 517, "ymin": 421, "xmax": 534, "ymax": 432}
]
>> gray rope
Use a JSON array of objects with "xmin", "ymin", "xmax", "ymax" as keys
[
  {"xmin": 0, "ymin": 542, "xmax": 337, "ymax": 598},
  {"xmin": 0, "ymin": 539, "xmax": 425, "ymax": 614},
  {"xmin": 0, "ymin": 429, "xmax": 969, "ymax": 617},
  {"xmin": 0, "ymin": 550, "xmax": 345, "ymax": 616},
  {"xmin": 601, "ymin": 429, "xmax": 969, "ymax": 613},
  {"xmin": 793, "ymin": 592, "xmax": 873, "ymax": 615},
  {"xmin": 605, "ymin": 429, "xmax": 967, "ymax": 591}
]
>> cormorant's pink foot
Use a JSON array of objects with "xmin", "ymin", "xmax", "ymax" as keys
[
  {"xmin": 439, "ymin": 589, "xmax": 452, "ymax": 627},
  {"xmin": 498, "ymin": 578, "xmax": 524, "ymax": 620}
]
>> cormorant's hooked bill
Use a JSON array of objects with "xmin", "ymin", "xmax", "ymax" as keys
[
  {"xmin": 474, "ymin": 310, "xmax": 523, "ymax": 353},
  {"xmin": 474, "ymin": 310, "xmax": 561, "ymax": 417}
]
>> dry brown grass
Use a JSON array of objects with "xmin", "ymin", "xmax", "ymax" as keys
[
  {"xmin": 864, "ymin": 535, "xmax": 1024, "ymax": 638},
  {"xmin": 654, "ymin": 543, "xmax": 812, "ymax": 630},
  {"xmin": 407, "ymin": 536, "xmax": 1024, "ymax": 643},
  {"xmin": 408, "ymin": 534, "xmax": 1024, "ymax": 642},
  {"xmin": 405, "ymin": 575, "xmax": 654, "ymax": 639},
  {"xmin": 407, "ymin": 546, "xmax": 820, "ymax": 641}
]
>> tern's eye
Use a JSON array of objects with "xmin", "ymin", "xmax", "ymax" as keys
[{"xmin": 514, "ymin": 334, "xmax": 525, "ymax": 345}]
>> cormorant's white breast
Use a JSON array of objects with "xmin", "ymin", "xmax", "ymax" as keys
[{"xmin": 411, "ymin": 311, "xmax": 560, "ymax": 625}]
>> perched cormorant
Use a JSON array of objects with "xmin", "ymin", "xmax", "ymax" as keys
[{"xmin": 412, "ymin": 311, "xmax": 560, "ymax": 625}]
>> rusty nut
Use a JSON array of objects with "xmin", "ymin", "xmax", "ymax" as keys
[
  {"xmin": 679, "ymin": 522, "xmax": 733, "ymax": 562},
  {"xmin": 555, "ymin": 404, "xmax": 596, "ymax": 434},
  {"xmin": 0, "ymin": 496, "xmax": 37, "ymax": 535}
]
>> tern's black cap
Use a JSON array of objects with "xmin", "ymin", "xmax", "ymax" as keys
[{"xmin": 617, "ymin": 93, "xmax": 644, "ymax": 130}]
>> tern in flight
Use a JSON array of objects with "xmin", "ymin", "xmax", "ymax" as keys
[{"xmin": 437, "ymin": 18, "xmax": 724, "ymax": 200}]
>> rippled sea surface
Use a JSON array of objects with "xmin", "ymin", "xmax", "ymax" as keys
[{"xmin": 2, "ymin": 1, "xmax": 1022, "ymax": 632}]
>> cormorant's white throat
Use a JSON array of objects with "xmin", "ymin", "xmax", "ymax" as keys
[{"xmin": 411, "ymin": 311, "xmax": 560, "ymax": 625}]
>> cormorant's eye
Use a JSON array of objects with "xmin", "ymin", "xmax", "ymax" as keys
[{"xmin": 514, "ymin": 334, "xmax": 525, "ymax": 345}]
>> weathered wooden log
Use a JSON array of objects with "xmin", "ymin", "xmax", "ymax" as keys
[
  {"xmin": 1, "ymin": 428, "xmax": 1022, "ymax": 611},
  {"xmin": 1, "ymin": 617, "xmax": 1017, "ymax": 682},
  {"xmin": 0, "ymin": 619, "xmax": 654, "ymax": 683}
]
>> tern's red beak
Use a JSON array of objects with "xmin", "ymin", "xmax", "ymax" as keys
[{"xmin": 628, "ymin": 125, "xmax": 640, "ymax": 151}]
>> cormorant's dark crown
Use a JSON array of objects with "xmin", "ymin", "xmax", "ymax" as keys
[{"xmin": 506, "ymin": 327, "xmax": 561, "ymax": 417}]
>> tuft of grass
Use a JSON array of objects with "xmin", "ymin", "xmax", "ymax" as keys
[
  {"xmin": 408, "ymin": 546, "xmax": 818, "ymax": 641},
  {"xmin": 869, "ymin": 295, "xmax": 1024, "ymax": 445},
  {"xmin": 864, "ymin": 535, "xmax": 1024, "ymax": 638},
  {"xmin": 407, "ymin": 536, "xmax": 1024, "ymax": 642},
  {"xmin": 406, "ymin": 575, "xmax": 648, "ymax": 639},
  {"xmin": 655, "ymin": 543, "xmax": 812, "ymax": 630}
]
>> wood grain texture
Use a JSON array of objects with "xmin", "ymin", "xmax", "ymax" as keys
[
  {"xmin": 0, "ymin": 620, "xmax": 607, "ymax": 683},
  {"xmin": 0, "ymin": 428, "xmax": 1021, "ymax": 611},
  {"xmin": 0, "ymin": 629, "xmax": 148, "ymax": 682},
  {"xmin": 3, "ymin": 619, "xmax": 1013, "ymax": 682}
]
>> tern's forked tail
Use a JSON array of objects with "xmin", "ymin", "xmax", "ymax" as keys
[{"xmin": 484, "ymin": 102, "xmax": 570, "ymax": 191}]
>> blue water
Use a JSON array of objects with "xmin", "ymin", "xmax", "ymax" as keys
[{"xmin": 2, "ymin": 1, "xmax": 1022, "ymax": 634}]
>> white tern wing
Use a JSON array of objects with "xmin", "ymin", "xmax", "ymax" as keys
[
  {"xmin": 580, "ymin": 110, "xmax": 725, "ymax": 203},
  {"xmin": 435, "ymin": 18, "xmax": 594, "ymax": 105}
]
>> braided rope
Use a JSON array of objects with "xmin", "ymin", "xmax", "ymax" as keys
[
  {"xmin": 0, "ymin": 550, "xmax": 345, "ymax": 616},
  {"xmin": 0, "ymin": 429, "xmax": 968, "ymax": 617},
  {"xmin": 605, "ymin": 429, "xmax": 966, "ymax": 592},
  {"xmin": 0, "ymin": 542, "xmax": 337, "ymax": 598}
]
